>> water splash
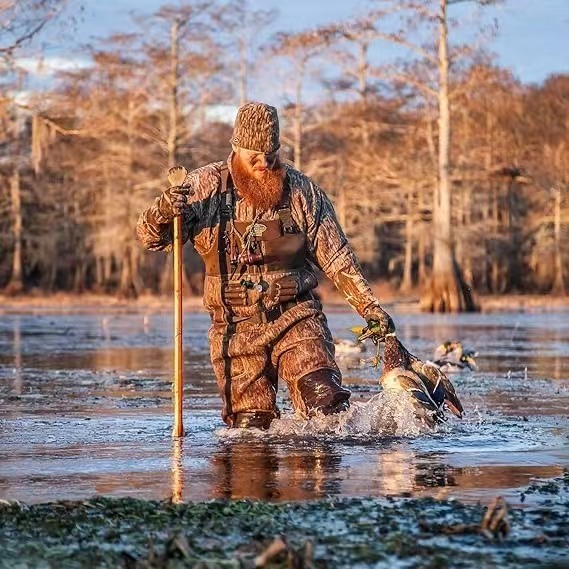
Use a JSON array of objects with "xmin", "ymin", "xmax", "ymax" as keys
[{"xmin": 217, "ymin": 391, "xmax": 437, "ymax": 441}]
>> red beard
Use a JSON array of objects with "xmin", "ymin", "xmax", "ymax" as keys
[{"xmin": 231, "ymin": 156, "xmax": 285, "ymax": 211}]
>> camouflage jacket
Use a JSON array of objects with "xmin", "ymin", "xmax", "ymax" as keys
[{"xmin": 136, "ymin": 156, "xmax": 379, "ymax": 322}]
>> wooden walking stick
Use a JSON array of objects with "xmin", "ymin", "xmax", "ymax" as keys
[{"xmin": 168, "ymin": 166, "xmax": 188, "ymax": 438}]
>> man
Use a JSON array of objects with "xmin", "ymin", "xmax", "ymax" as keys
[{"xmin": 137, "ymin": 102, "xmax": 395, "ymax": 429}]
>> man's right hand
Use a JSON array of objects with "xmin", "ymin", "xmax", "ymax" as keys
[{"xmin": 157, "ymin": 185, "xmax": 191, "ymax": 221}]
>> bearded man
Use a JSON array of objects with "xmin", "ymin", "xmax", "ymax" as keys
[{"xmin": 137, "ymin": 102, "xmax": 395, "ymax": 429}]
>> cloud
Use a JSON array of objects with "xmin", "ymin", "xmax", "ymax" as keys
[{"xmin": 14, "ymin": 55, "xmax": 91, "ymax": 76}]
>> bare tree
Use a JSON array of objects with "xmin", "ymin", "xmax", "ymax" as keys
[
  {"xmin": 218, "ymin": 0, "xmax": 277, "ymax": 106},
  {"xmin": 1, "ymin": 0, "xmax": 68, "ymax": 293},
  {"xmin": 0, "ymin": 0, "xmax": 67, "ymax": 61},
  {"xmin": 268, "ymin": 29, "xmax": 333, "ymax": 170},
  {"xmin": 139, "ymin": 2, "xmax": 225, "ymax": 295}
]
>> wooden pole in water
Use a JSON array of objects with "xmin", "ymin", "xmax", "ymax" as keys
[
  {"xmin": 172, "ymin": 214, "xmax": 184, "ymax": 437},
  {"xmin": 168, "ymin": 166, "xmax": 188, "ymax": 438}
]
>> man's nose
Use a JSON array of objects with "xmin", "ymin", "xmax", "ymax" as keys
[{"xmin": 256, "ymin": 154, "xmax": 268, "ymax": 168}]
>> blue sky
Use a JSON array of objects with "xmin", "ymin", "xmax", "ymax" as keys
[{"xmin": 30, "ymin": 0, "xmax": 569, "ymax": 99}]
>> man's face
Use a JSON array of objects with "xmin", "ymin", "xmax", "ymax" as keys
[
  {"xmin": 234, "ymin": 147, "xmax": 280, "ymax": 179},
  {"xmin": 231, "ymin": 145, "xmax": 285, "ymax": 210}
]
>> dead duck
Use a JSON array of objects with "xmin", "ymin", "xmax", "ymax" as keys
[
  {"xmin": 432, "ymin": 341, "xmax": 477, "ymax": 372},
  {"xmin": 359, "ymin": 328, "xmax": 464, "ymax": 425}
]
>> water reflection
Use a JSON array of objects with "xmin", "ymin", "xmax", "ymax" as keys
[
  {"xmin": 376, "ymin": 448, "xmax": 424, "ymax": 495},
  {"xmin": 13, "ymin": 316, "xmax": 22, "ymax": 395},
  {"xmin": 0, "ymin": 414, "xmax": 565, "ymax": 505},
  {"xmin": 171, "ymin": 438, "xmax": 183, "ymax": 504},
  {"xmin": 211, "ymin": 441, "xmax": 280, "ymax": 500},
  {"xmin": 205, "ymin": 440, "xmax": 353, "ymax": 500},
  {"xmin": 178, "ymin": 437, "xmax": 566, "ymax": 504}
]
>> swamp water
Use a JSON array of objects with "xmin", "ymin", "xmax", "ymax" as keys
[{"xmin": 0, "ymin": 309, "xmax": 568, "ymax": 506}]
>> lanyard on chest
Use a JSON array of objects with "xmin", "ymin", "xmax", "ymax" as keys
[{"xmin": 219, "ymin": 167, "xmax": 296, "ymax": 272}]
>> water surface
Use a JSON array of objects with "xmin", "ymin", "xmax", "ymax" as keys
[{"xmin": 1, "ymin": 309, "xmax": 567, "ymax": 505}]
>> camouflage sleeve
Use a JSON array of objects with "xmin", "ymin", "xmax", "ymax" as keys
[
  {"xmin": 136, "ymin": 173, "xmax": 200, "ymax": 253},
  {"xmin": 299, "ymin": 176, "xmax": 380, "ymax": 317}
]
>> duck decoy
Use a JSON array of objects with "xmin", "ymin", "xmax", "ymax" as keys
[{"xmin": 432, "ymin": 341, "xmax": 477, "ymax": 372}]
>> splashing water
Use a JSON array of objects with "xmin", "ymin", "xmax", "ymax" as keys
[{"xmin": 217, "ymin": 390, "xmax": 437, "ymax": 441}]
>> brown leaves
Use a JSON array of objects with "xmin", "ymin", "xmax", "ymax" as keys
[
  {"xmin": 421, "ymin": 496, "xmax": 510, "ymax": 541},
  {"xmin": 254, "ymin": 536, "xmax": 314, "ymax": 569},
  {"xmin": 480, "ymin": 496, "xmax": 510, "ymax": 541}
]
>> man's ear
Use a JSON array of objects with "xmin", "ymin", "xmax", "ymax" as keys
[{"xmin": 231, "ymin": 144, "xmax": 239, "ymax": 153}]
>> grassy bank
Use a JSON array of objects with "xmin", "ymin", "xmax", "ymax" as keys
[{"xmin": 1, "ymin": 478, "xmax": 568, "ymax": 568}]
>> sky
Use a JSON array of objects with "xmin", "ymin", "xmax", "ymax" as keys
[{"xmin": 27, "ymin": 0, "xmax": 569, "ymax": 103}]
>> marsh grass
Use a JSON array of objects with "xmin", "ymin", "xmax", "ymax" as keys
[{"xmin": 1, "ymin": 481, "xmax": 568, "ymax": 568}]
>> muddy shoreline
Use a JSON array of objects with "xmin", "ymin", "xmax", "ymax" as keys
[
  {"xmin": 1, "ymin": 473, "xmax": 568, "ymax": 568},
  {"xmin": 1, "ymin": 292, "xmax": 568, "ymax": 315}
]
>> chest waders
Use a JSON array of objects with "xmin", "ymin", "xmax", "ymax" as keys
[
  {"xmin": 202, "ymin": 166, "xmax": 310, "ymax": 320},
  {"xmin": 206, "ymin": 167, "xmax": 350, "ymax": 428}
]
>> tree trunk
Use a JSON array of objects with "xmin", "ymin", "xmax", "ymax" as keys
[
  {"xmin": 358, "ymin": 42, "xmax": 370, "ymax": 147},
  {"xmin": 93, "ymin": 256, "xmax": 104, "ymax": 292},
  {"xmin": 6, "ymin": 168, "xmax": 24, "ymax": 294},
  {"xmin": 480, "ymin": 112, "xmax": 494, "ymax": 293},
  {"xmin": 159, "ymin": 255, "xmax": 190, "ymax": 296},
  {"xmin": 506, "ymin": 177, "xmax": 521, "ymax": 291},
  {"xmin": 168, "ymin": 17, "xmax": 181, "ymax": 170},
  {"xmin": 293, "ymin": 62, "xmax": 305, "ymax": 170},
  {"xmin": 118, "ymin": 245, "xmax": 139, "ymax": 299},
  {"xmin": 490, "ymin": 184, "xmax": 500, "ymax": 292},
  {"xmin": 420, "ymin": 0, "xmax": 477, "ymax": 312},
  {"xmin": 400, "ymin": 190, "xmax": 414, "ymax": 293},
  {"xmin": 73, "ymin": 263, "xmax": 85, "ymax": 293},
  {"xmin": 461, "ymin": 184, "xmax": 474, "ymax": 286},
  {"xmin": 551, "ymin": 185, "xmax": 566, "ymax": 295}
]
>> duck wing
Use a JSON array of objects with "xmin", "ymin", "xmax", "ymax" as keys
[
  {"xmin": 380, "ymin": 367, "xmax": 444, "ymax": 415},
  {"xmin": 411, "ymin": 360, "xmax": 464, "ymax": 418}
]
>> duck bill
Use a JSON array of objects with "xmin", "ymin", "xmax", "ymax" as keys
[
  {"xmin": 358, "ymin": 326, "xmax": 390, "ymax": 343},
  {"xmin": 358, "ymin": 327, "xmax": 380, "ymax": 342}
]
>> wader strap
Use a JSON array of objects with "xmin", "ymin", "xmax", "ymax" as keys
[
  {"xmin": 277, "ymin": 176, "xmax": 295, "ymax": 233},
  {"xmin": 220, "ymin": 166, "xmax": 233, "ymax": 220},
  {"xmin": 218, "ymin": 165, "xmax": 234, "ymax": 315}
]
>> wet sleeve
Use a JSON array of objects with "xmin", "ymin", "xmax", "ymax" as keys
[
  {"xmin": 304, "ymin": 181, "xmax": 379, "ymax": 317},
  {"xmin": 136, "ymin": 178, "xmax": 197, "ymax": 253}
]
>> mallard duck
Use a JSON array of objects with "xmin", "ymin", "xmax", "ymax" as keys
[
  {"xmin": 432, "ymin": 341, "xmax": 477, "ymax": 372},
  {"xmin": 359, "ymin": 329, "xmax": 464, "ymax": 425}
]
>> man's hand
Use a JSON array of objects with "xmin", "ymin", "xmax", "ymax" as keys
[
  {"xmin": 361, "ymin": 304, "xmax": 396, "ymax": 342},
  {"xmin": 157, "ymin": 185, "xmax": 192, "ymax": 221}
]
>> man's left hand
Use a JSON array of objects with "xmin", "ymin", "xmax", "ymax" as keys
[{"xmin": 363, "ymin": 304, "xmax": 395, "ymax": 341}]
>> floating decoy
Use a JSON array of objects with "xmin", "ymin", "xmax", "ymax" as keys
[{"xmin": 432, "ymin": 341, "xmax": 477, "ymax": 372}]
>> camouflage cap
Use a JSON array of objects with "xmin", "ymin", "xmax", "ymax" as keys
[{"xmin": 230, "ymin": 102, "xmax": 280, "ymax": 154}]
